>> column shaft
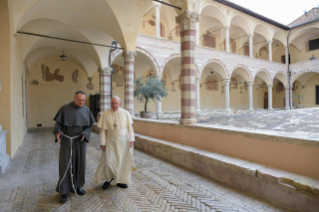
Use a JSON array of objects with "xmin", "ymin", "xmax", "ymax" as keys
[
  {"xmin": 285, "ymin": 85, "xmax": 292, "ymax": 109},
  {"xmin": 195, "ymin": 78, "xmax": 201, "ymax": 114},
  {"xmin": 176, "ymin": 10, "xmax": 200, "ymax": 124},
  {"xmin": 224, "ymin": 79, "xmax": 230, "ymax": 111},
  {"xmin": 268, "ymin": 41, "xmax": 272, "ymax": 61},
  {"xmin": 196, "ymin": 22, "xmax": 200, "ymax": 45},
  {"xmin": 268, "ymin": 85, "xmax": 273, "ymax": 110},
  {"xmin": 248, "ymin": 82, "xmax": 253, "ymax": 111},
  {"xmin": 125, "ymin": 51, "xmax": 136, "ymax": 115},
  {"xmin": 99, "ymin": 67, "xmax": 113, "ymax": 112},
  {"xmin": 249, "ymin": 35, "xmax": 253, "ymax": 58},
  {"xmin": 225, "ymin": 26, "xmax": 230, "ymax": 52},
  {"xmin": 153, "ymin": 2, "xmax": 161, "ymax": 38}
]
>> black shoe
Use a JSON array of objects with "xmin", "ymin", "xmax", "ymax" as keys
[
  {"xmin": 77, "ymin": 188, "xmax": 86, "ymax": 195},
  {"xmin": 103, "ymin": 177, "xmax": 115, "ymax": 190},
  {"xmin": 60, "ymin": 194, "xmax": 68, "ymax": 203},
  {"xmin": 116, "ymin": 183, "xmax": 128, "ymax": 188}
]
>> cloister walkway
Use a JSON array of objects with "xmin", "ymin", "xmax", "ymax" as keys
[{"xmin": 0, "ymin": 128, "xmax": 292, "ymax": 212}]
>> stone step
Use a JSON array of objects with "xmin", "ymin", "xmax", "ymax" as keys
[{"xmin": 134, "ymin": 133, "xmax": 319, "ymax": 212}]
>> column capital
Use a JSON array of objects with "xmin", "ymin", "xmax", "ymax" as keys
[
  {"xmin": 176, "ymin": 10, "xmax": 200, "ymax": 31},
  {"xmin": 224, "ymin": 79, "xmax": 230, "ymax": 86},
  {"xmin": 267, "ymin": 84, "xmax": 273, "ymax": 88},
  {"xmin": 247, "ymin": 81, "xmax": 254, "ymax": 86},
  {"xmin": 99, "ymin": 67, "xmax": 113, "ymax": 75},
  {"xmin": 224, "ymin": 26, "xmax": 230, "ymax": 30},
  {"xmin": 248, "ymin": 34, "xmax": 254, "ymax": 38},
  {"xmin": 284, "ymin": 85, "xmax": 290, "ymax": 89},
  {"xmin": 124, "ymin": 51, "xmax": 137, "ymax": 61},
  {"xmin": 268, "ymin": 40, "xmax": 273, "ymax": 44},
  {"xmin": 152, "ymin": 1, "xmax": 161, "ymax": 9}
]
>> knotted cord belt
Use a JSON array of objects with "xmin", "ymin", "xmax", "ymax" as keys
[{"xmin": 58, "ymin": 134, "xmax": 82, "ymax": 196}]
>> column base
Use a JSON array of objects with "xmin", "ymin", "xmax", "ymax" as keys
[
  {"xmin": 249, "ymin": 108, "xmax": 254, "ymax": 112},
  {"xmin": 224, "ymin": 109, "xmax": 232, "ymax": 115},
  {"xmin": 195, "ymin": 109, "xmax": 201, "ymax": 115},
  {"xmin": 156, "ymin": 111, "xmax": 164, "ymax": 119},
  {"xmin": 0, "ymin": 153, "xmax": 10, "ymax": 174},
  {"xmin": 0, "ymin": 130, "xmax": 10, "ymax": 174},
  {"xmin": 179, "ymin": 118, "xmax": 197, "ymax": 125}
]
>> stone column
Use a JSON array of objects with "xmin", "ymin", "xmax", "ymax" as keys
[
  {"xmin": 99, "ymin": 67, "xmax": 113, "ymax": 112},
  {"xmin": 0, "ymin": 126, "xmax": 10, "ymax": 174},
  {"xmin": 153, "ymin": 1, "xmax": 162, "ymax": 38},
  {"xmin": 249, "ymin": 35, "xmax": 253, "ymax": 58},
  {"xmin": 268, "ymin": 85, "xmax": 273, "ymax": 110},
  {"xmin": 125, "ymin": 51, "xmax": 136, "ymax": 116},
  {"xmin": 195, "ymin": 78, "xmax": 201, "ymax": 114},
  {"xmin": 285, "ymin": 45, "xmax": 289, "ymax": 65},
  {"xmin": 248, "ymin": 82, "xmax": 254, "ymax": 111},
  {"xmin": 156, "ymin": 96, "xmax": 163, "ymax": 119},
  {"xmin": 224, "ymin": 79, "xmax": 230, "ymax": 113},
  {"xmin": 268, "ymin": 40, "xmax": 272, "ymax": 61},
  {"xmin": 285, "ymin": 85, "xmax": 292, "ymax": 109},
  {"xmin": 225, "ymin": 26, "xmax": 230, "ymax": 52},
  {"xmin": 196, "ymin": 22, "xmax": 200, "ymax": 45},
  {"xmin": 176, "ymin": 10, "xmax": 200, "ymax": 125}
]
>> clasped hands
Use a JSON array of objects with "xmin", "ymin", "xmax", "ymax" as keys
[
  {"xmin": 56, "ymin": 132, "xmax": 85, "ymax": 142},
  {"xmin": 100, "ymin": 142, "xmax": 134, "ymax": 151}
]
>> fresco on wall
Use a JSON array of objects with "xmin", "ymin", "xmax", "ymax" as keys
[
  {"xmin": 41, "ymin": 64, "xmax": 64, "ymax": 82},
  {"xmin": 230, "ymin": 77, "xmax": 238, "ymax": 89},
  {"xmin": 72, "ymin": 69, "xmax": 79, "ymax": 83},
  {"xmin": 112, "ymin": 64, "xmax": 125, "ymax": 88},
  {"xmin": 202, "ymin": 31, "xmax": 216, "ymax": 49},
  {"xmin": 31, "ymin": 80, "xmax": 39, "ymax": 85},
  {"xmin": 87, "ymin": 77, "xmax": 94, "ymax": 90},
  {"xmin": 205, "ymin": 75, "xmax": 218, "ymax": 91}
]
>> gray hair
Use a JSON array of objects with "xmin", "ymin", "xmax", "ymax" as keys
[
  {"xmin": 112, "ymin": 96, "xmax": 121, "ymax": 103},
  {"xmin": 75, "ymin": 91, "xmax": 86, "ymax": 96}
]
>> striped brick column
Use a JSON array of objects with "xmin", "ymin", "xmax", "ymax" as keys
[
  {"xmin": 125, "ymin": 51, "xmax": 136, "ymax": 115},
  {"xmin": 176, "ymin": 10, "xmax": 200, "ymax": 125},
  {"xmin": 99, "ymin": 67, "xmax": 112, "ymax": 112},
  {"xmin": 285, "ymin": 85, "xmax": 292, "ymax": 109}
]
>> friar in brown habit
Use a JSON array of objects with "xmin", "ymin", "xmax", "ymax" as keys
[{"xmin": 53, "ymin": 91, "xmax": 95, "ymax": 203}]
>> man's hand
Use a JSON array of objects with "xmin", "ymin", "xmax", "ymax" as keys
[
  {"xmin": 130, "ymin": 142, "xmax": 134, "ymax": 148},
  {"xmin": 57, "ymin": 132, "xmax": 62, "ymax": 142},
  {"xmin": 100, "ymin": 145, "xmax": 105, "ymax": 151},
  {"xmin": 81, "ymin": 133, "xmax": 84, "ymax": 142}
]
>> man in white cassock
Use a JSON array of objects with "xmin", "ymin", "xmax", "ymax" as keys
[{"xmin": 93, "ymin": 96, "xmax": 135, "ymax": 189}]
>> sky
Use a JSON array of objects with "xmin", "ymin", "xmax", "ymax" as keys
[{"xmin": 229, "ymin": 0, "xmax": 319, "ymax": 25}]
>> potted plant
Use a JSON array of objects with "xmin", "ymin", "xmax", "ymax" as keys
[
  {"xmin": 293, "ymin": 94, "xmax": 304, "ymax": 108},
  {"xmin": 134, "ymin": 76, "xmax": 168, "ymax": 118}
]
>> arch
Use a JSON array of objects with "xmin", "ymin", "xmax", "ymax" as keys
[
  {"xmin": 161, "ymin": 53, "xmax": 181, "ymax": 74},
  {"xmin": 16, "ymin": 0, "xmax": 127, "ymax": 50},
  {"xmin": 253, "ymin": 23, "xmax": 271, "ymax": 41},
  {"xmin": 136, "ymin": 46, "xmax": 160, "ymax": 75},
  {"xmin": 200, "ymin": 59, "xmax": 228, "ymax": 79},
  {"xmin": 254, "ymin": 69, "xmax": 271, "ymax": 85},
  {"xmin": 229, "ymin": 14, "xmax": 251, "ymax": 35},
  {"xmin": 290, "ymin": 26, "xmax": 319, "ymax": 44},
  {"xmin": 273, "ymin": 72, "xmax": 288, "ymax": 87},
  {"xmin": 291, "ymin": 69, "xmax": 319, "ymax": 85},
  {"xmin": 199, "ymin": 3, "xmax": 227, "ymax": 27},
  {"xmin": 231, "ymin": 64, "xmax": 252, "ymax": 82},
  {"xmin": 271, "ymin": 30, "xmax": 287, "ymax": 46}
]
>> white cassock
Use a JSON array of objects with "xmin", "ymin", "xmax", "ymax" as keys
[{"xmin": 93, "ymin": 107, "xmax": 135, "ymax": 185}]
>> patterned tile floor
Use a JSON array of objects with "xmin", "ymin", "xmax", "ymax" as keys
[{"xmin": 0, "ymin": 128, "xmax": 293, "ymax": 212}]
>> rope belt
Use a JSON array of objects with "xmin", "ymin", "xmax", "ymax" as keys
[{"xmin": 58, "ymin": 134, "xmax": 82, "ymax": 196}]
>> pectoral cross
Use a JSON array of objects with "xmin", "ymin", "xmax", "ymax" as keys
[{"xmin": 114, "ymin": 124, "xmax": 117, "ymax": 129}]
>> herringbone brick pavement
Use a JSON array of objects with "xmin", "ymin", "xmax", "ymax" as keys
[{"xmin": 0, "ymin": 128, "xmax": 292, "ymax": 212}]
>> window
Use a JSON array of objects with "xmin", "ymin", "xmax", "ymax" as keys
[
  {"xmin": 309, "ymin": 38, "xmax": 319, "ymax": 51},
  {"xmin": 316, "ymin": 85, "xmax": 319, "ymax": 105}
]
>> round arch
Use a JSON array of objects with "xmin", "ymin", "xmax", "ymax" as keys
[
  {"xmin": 254, "ymin": 69, "xmax": 272, "ymax": 85},
  {"xmin": 272, "ymin": 30, "xmax": 287, "ymax": 46},
  {"xmin": 273, "ymin": 71, "xmax": 288, "ymax": 86},
  {"xmin": 231, "ymin": 64, "xmax": 252, "ymax": 82},
  {"xmin": 200, "ymin": 59, "xmax": 228, "ymax": 79},
  {"xmin": 199, "ymin": 3, "xmax": 227, "ymax": 27},
  {"xmin": 291, "ymin": 69, "xmax": 319, "ymax": 85},
  {"xmin": 229, "ymin": 14, "xmax": 251, "ymax": 35},
  {"xmin": 253, "ymin": 23, "xmax": 271, "ymax": 41}
]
